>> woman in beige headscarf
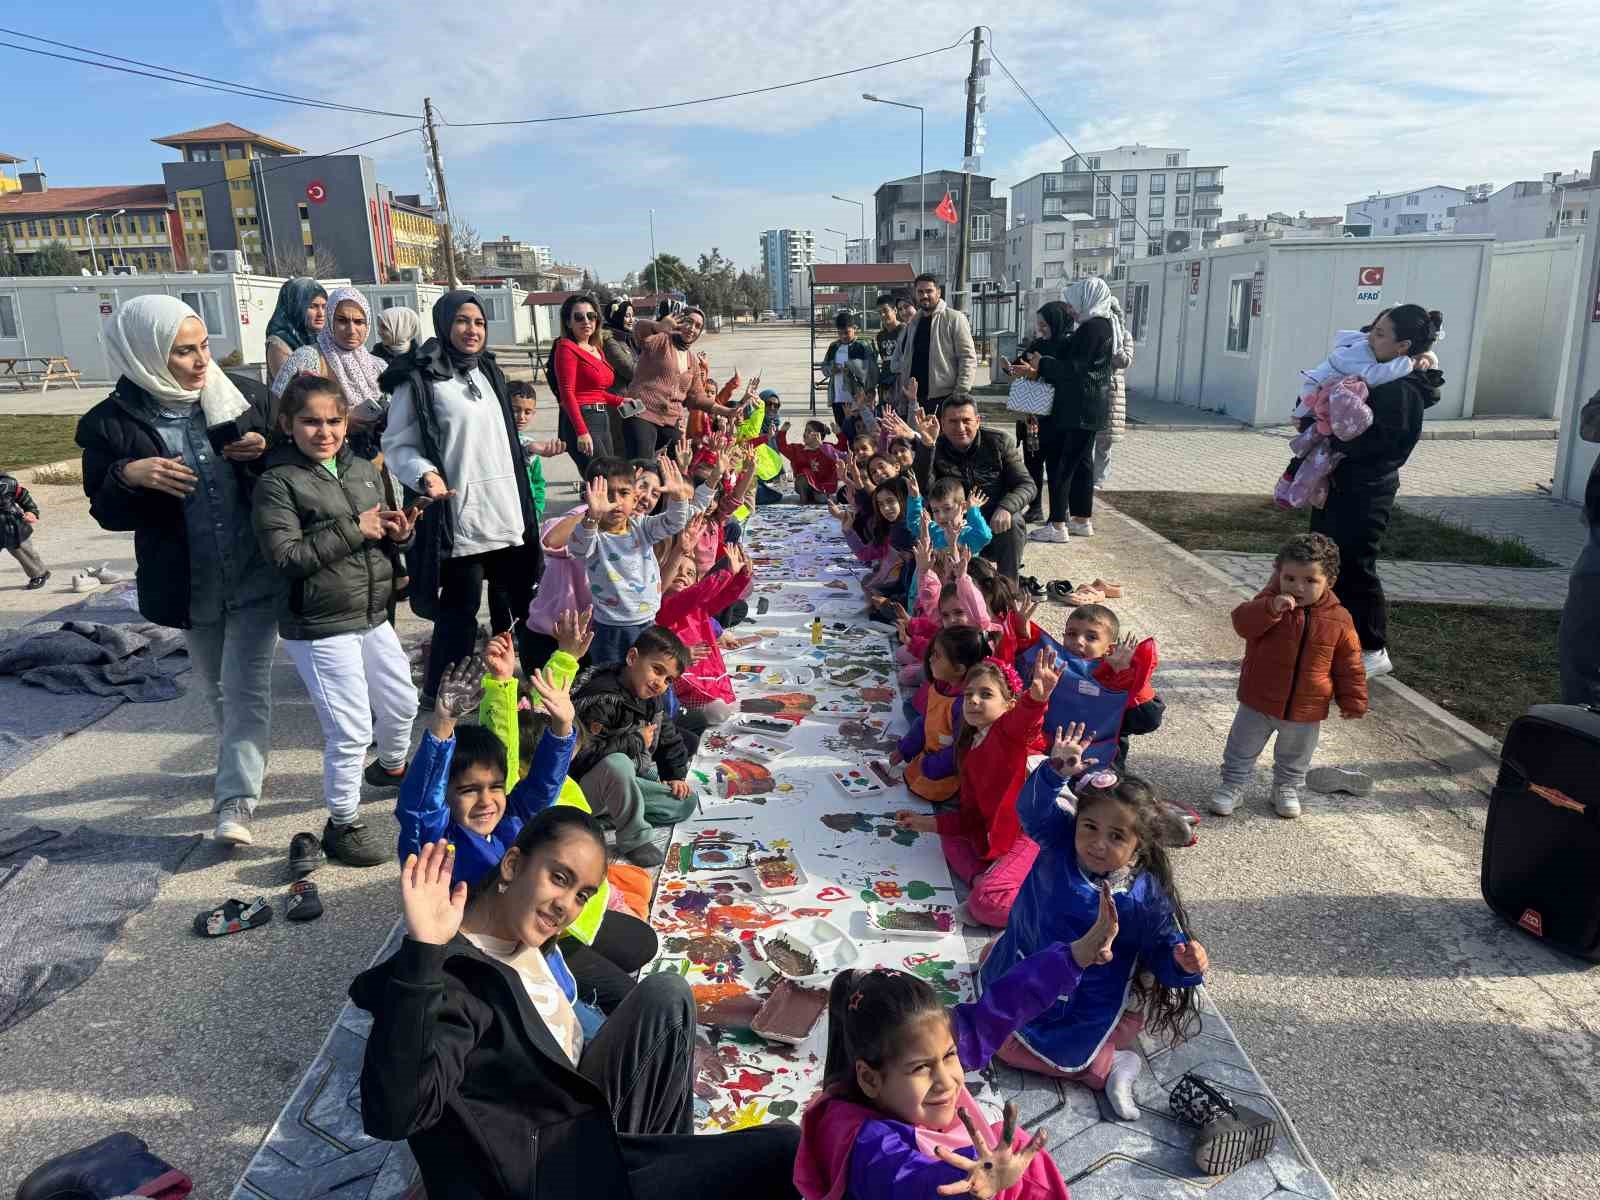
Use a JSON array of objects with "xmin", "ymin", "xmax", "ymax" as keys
[{"xmin": 375, "ymin": 305, "xmax": 423, "ymax": 364}]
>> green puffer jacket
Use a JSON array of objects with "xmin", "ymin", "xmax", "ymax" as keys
[{"xmin": 252, "ymin": 442, "xmax": 404, "ymax": 640}]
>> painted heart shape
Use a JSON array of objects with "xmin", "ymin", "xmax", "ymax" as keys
[{"xmin": 815, "ymin": 885, "xmax": 848, "ymax": 902}]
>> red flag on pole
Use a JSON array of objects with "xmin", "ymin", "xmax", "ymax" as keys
[{"xmin": 934, "ymin": 191, "xmax": 959, "ymax": 225}]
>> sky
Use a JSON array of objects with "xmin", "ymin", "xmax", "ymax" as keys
[{"xmin": 4, "ymin": 0, "xmax": 1599, "ymax": 282}]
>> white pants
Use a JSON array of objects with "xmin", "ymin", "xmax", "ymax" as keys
[{"xmin": 283, "ymin": 623, "xmax": 417, "ymax": 823}]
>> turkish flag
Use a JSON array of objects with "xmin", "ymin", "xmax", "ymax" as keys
[
  {"xmin": 934, "ymin": 192, "xmax": 959, "ymax": 225},
  {"xmin": 1358, "ymin": 266, "xmax": 1384, "ymax": 286}
]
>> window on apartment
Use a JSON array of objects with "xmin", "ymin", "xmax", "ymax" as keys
[
  {"xmin": 1147, "ymin": 241, "xmax": 1163, "ymax": 257},
  {"xmin": 896, "ymin": 221, "xmax": 907, "ymax": 236},
  {"xmin": 1176, "ymin": 172, "xmax": 1191, "ymax": 193},
  {"xmin": 1119, "ymin": 219, "xmax": 1136, "ymax": 241},
  {"xmin": 1165, "ymin": 153, "xmax": 1180, "ymax": 167},
  {"xmin": 1096, "ymin": 176, "xmax": 1110, "ymax": 194},
  {"xmin": 1127, "ymin": 282, "xmax": 1151, "ymax": 341},
  {"xmin": 25, "ymin": 221, "xmax": 37, "ymax": 238},
  {"xmin": 1044, "ymin": 232, "xmax": 1066, "ymax": 250},
  {"xmin": 970, "ymin": 213, "xmax": 990, "ymax": 242},
  {"xmin": 1044, "ymin": 174, "xmax": 1061, "ymax": 193},
  {"xmin": 157, "ymin": 215, "xmax": 166, "ymax": 233},
  {"xmin": 1174, "ymin": 217, "xmax": 1190, "ymax": 229},
  {"xmin": 1086, "ymin": 156, "xmax": 1101, "ymax": 170},
  {"xmin": 1148, "ymin": 197, "xmax": 1165, "ymax": 218},
  {"xmin": 1175, "ymin": 195, "xmax": 1191, "ymax": 217},
  {"xmin": 1150, "ymin": 174, "xmax": 1166, "ymax": 195},
  {"xmin": 1406, "ymin": 194, "xmax": 1419, "ymax": 206},
  {"xmin": 1043, "ymin": 197, "xmax": 1064, "ymax": 216},
  {"xmin": 1043, "ymin": 260, "xmax": 1065, "ymax": 277},
  {"xmin": 1121, "ymin": 174, "xmax": 1138, "ymax": 196},
  {"xmin": 298, "ymin": 203, "xmax": 311, "ymax": 221},
  {"xmin": 969, "ymin": 250, "xmax": 991, "ymax": 279},
  {"xmin": 55, "ymin": 219, "xmax": 67, "ymax": 236},
  {"xmin": 1195, "ymin": 171, "xmax": 1215, "ymax": 188},
  {"xmin": 1094, "ymin": 197, "xmax": 1111, "ymax": 219},
  {"xmin": 179, "ymin": 289, "xmax": 225, "ymax": 335},
  {"xmin": 0, "ymin": 294, "xmax": 17, "ymax": 339},
  {"xmin": 1227, "ymin": 278, "xmax": 1252, "ymax": 353},
  {"xmin": 228, "ymin": 145, "xmax": 245, "ymax": 159},
  {"xmin": 1148, "ymin": 218, "xmax": 1164, "ymax": 236}
]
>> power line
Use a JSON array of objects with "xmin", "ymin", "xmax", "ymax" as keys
[
  {"xmin": 444, "ymin": 35, "xmax": 972, "ymax": 127},
  {"xmin": 985, "ymin": 37, "xmax": 1164, "ymax": 257},
  {"xmin": 0, "ymin": 31, "xmax": 419, "ymax": 120}
]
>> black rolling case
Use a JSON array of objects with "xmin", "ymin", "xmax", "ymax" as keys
[{"xmin": 1481, "ymin": 704, "xmax": 1600, "ymax": 961}]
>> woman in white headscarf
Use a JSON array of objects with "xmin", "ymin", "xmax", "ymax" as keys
[
  {"xmin": 76, "ymin": 294, "xmax": 283, "ymax": 848},
  {"xmin": 1010, "ymin": 277, "xmax": 1116, "ymax": 541},
  {"xmin": 272, "ymin": 286, "xmax": 389, "ymax": 458},
  {"xmin": 375, "ymin": 306, "xmax": 423, "ymax": 364}
]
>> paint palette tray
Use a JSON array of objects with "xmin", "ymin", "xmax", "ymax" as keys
[
  {"xmin": 752, "ymin": 916, "xmax": 860, "ymax": 986},
  {"xmin": 735, "ymin": 716, "xmax": 795, "ymax": 737},
  {"xmin": 867, "ymin": 903, "xmax": 957, "ymax": 940},
  {"xmin": 727, "ymin": 734, "xmax": 791, "ymax": 764},
  {"xmin": 749, "ymin": 853, "xmax": 808, "ymax": 895},
  {"xmin": 688, "ymin": 840, "xmax": 749, "ymax": 871},
  {"xmin": 751, "ymin": 980, "xmax": 829, "ymax": 1045}
]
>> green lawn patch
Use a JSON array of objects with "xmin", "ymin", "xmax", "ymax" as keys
[
  {"xmin": 1386, "ymin": 604, "xmax": 1562, "ymax": 740},
  {"xmin": 1101, "ymin": 490, "xmax": 1553, "ymax": 568},
  {"xmin": 1, "ymin": 414, "xmax": 83, "ymax": 472}
]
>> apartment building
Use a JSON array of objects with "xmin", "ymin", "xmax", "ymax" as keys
[
  {"xmin": 760, "ymin": 228, "xmax": 815, "ymax": 315},
  {"xmin": 0, "ymin": 171, "xmax": 180, "ymax": 273},
  {"xmin": 479, "ymin": 236, "xmax": 548, "ymax": 275},
  {"xmin": 1449, "ymin": 154, "xmax": 1598, "ymax": 241},
  {"xmin": 1213, "ymin": 211, "xmax": 1347, "ymax": 247},
  {"xmin": 873, "ymin": 170, "xmax": 1008, "ymax": 292},
  {"xmin": 1343, "ymin": 186, "xmax": 1464, "ymax": 236}
]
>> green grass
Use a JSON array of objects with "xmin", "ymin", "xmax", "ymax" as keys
[
  {"xmin": 1386, "ymin": 604, "xmax": 1562, "ymax": 739},
  {"xmin": 1, "ymin": 414, "xmax": 82, "ymax": 472},
  {"xmin": 1101, "ymin": 490, "xmax": 1554, "ymax": 568}
]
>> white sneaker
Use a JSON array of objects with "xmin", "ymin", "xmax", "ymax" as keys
[
  {"xmin": 1105, "ymin": 1049, "xmax": 1142, "ymax": 1120},
  {"xmin": 1361, "ymin": 648, "xmax": 1393, "ymax": 679},
  {"xmin": 1273, "ymin": 785, "xmax": 1302, "ymax": 819},
  {"xmin": 1207, "ymin": 786, "xmax": 1242, "ymax": 816},
  {"xmin": 70, "ymin": 571, "xmax": 99, "ymax": 593},
  {"xmin": 1067, "ymin": 519, "xmax": 1095, "ymax": 537},
  {"xmin": 214, "ymin": 799, "xmax": 254, "ymax": 845},
  {"xmin": 1306, "ymin": 766, "xmax": 1374, "ymax": 796},
  {"xmin": 86, "ymin": 562, "xmax": 128, "ymax": 584},
  {"xmin": 1030, "ymin": 523, "xmax": 1069, "ymax": 543}
]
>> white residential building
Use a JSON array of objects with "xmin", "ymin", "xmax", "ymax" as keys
[
  {"xmin": 1014, "ymin": 146, "xmax": 1226, "ymax": 282},
  {"xmin": 760, "ymin": 228, "xmax": 815, "ymax": 315},
  {"xmin": 1450, "ymin": 157, "xmax": 1597, "ymax": 241},
  {"xmin": 1344, "ymin": 186, "xmax": 1465, "ymax": 236}
]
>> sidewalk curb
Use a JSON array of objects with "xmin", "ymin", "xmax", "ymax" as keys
[{"xmin": 1099, "ymin": 499, "xmax": 1506, "ymax": 761}]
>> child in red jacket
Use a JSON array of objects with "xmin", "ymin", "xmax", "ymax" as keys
[
  {"xmin": 776, "ymin": 420, "xmax": 842, "ymax": 503},
  {"xmin": 656, "ymin": 544, "xmax": 752, "ymax": 723},
  {"xmin": 899, "ymin": 650, "xmax": 1064, "ymax": 929}
]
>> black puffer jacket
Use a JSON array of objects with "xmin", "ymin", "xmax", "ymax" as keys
[
  {"xmin": 75, "ymin": 379, "xmax": 269, "ymax": 629},
  {"xmin": 252, "ymin": 442, "xmax": 405, "ymax": 640},
  {"xmin": 1331, "ymin": 367, "xmax": 1444, "ymax": 485},
  {"xmin": 913, "ymin": 426, "xmax": 1038, "ymax": 523},
  {"xmin": 0, "ymin": 474, "xmax": 39, "ymax": 552},
  {"xmin": 1035, "ymin": 314, "xmax": 1113, "ymax": 431},
  {"xmin": 570, "ymin": 665, "xmax": 689, "ymax": 782}
]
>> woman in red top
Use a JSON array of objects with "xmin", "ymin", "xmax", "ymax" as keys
[{"xmin": 550, "ymin": 293, "xmax": 617, "ymax": 476}]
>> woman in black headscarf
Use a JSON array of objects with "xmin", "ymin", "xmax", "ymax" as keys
[
  {"xmin": 601, "ymin": 298, "xmax": 639, "ymax": 399},
  {"xmin": 382, "ymin": 291, "xmax": 543, "ymax": 703}
]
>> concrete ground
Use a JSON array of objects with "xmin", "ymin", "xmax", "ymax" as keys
[{"xmin": 1, "ymin": 325, "xmax": 1594, "ymax": 1199}]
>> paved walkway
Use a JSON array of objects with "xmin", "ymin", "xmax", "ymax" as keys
[{"xmin": 1197, "ymin": 551, "xmax": 1572, "ymax": 608}]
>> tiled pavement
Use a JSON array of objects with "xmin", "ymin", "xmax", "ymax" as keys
[
  {"xmin": 1106, "ymin": 428, "xmax": 1588, "ymax": 568},
  {"xmin": 1197, "ymin": 552, "xmax": 1572, "ymax": 609}
]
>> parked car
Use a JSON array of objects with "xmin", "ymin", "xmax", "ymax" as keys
[{"xmin": 760, "ymin": 310, "xmax": 778, "ymax": 322}]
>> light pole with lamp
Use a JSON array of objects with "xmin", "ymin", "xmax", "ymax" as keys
[
  {"xmin": 84, "ymin": 210, "xmax": 103, "ymax": 274},
  {"xmin": 862, "ymin": 94, "xmax": 925, "ymax": 275},
  {"xmin": 107, "ymin": 209, "xmax": 126, "ymax": 270},
  {"xmin": 824, "ymin": 227, "xmax": 852, "ymax": 316},
  {"xmin": 830, "ymin": 194, "xmax": 867, "ymax": 316}
]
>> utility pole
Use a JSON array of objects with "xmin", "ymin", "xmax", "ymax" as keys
[
  {"xmin": 953, "ymin": 25, "xmax": 984, "ymax": 313},
  {"xmin": 423, "ymin": 97, "xmax": 457, "ymax": 286},
  {"xmin": 649, "ymin": 209, "xmax": 659, "ymax": 294}
]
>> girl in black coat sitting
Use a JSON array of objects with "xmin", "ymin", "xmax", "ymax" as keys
[{"xmin": 352, "ymin": 813, "xmax": 800, "ymax": 1200}]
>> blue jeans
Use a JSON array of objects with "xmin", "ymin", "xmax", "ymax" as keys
[
  {"xmin": 184, "ymin": 600, "xmax": 278, "ymax": 814},
  {"xmin": 589, "ymin": 619, "xmax": 650, "ymax": 668}
]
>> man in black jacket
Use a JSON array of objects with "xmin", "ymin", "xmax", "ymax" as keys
[
  {"xmin": 570, "ymin": 627, "xmax": 695, "ymax": 867},
  {"xmin": 902, "ymin": 395, "xmax": 1036, "ymax": 578}
]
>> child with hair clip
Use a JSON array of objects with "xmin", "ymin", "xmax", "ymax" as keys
[
  {"xmin": 982, "ymin": 725, "xmax": 1208, "ymax": 1122},
  {"xmin": 656, "ymin": 536, "xmax": 753, "ymax": 723},
  {"xmin": 794, "ymin": 882, "xmax": 1120, "ymax": 1200},
  {"xmin": 899, "ymin": 651, "xmax": 1064, "ymax": 929},
  {"xmin": 891, "ymin": 626, "xmax": 990, "ymax": 807},
  {"xmin": 895, "ymin": 530, "xmax": 994, "ymax": 688}
]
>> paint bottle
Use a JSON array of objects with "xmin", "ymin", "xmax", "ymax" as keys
[{"xmin": 810, "ymin": 617, "xmax": 823, "ymax": 646}]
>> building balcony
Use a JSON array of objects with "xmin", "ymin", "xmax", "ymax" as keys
[
  {"xmin": 1074, "ymin": 242, "xmax": 1116, "ymax": 256},
  {"xmin": 1193, "ymin": 182, "xmax": 1225, "ymax": 193},
  {"xmin": 1194, "ymin": 203, "xmax": 1223, "ymax": 216}
]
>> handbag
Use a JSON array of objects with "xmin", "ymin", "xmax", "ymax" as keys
[{"xmin": 1006, "ymin": 376, "xmax": 1055, "ymax": 416}]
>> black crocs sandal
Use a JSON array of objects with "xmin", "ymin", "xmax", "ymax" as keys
[
  {"xmin": 1047, "ymin": 579, "xmax": 1075, "ymax": 603},
  {"xmin": 193, "ymin": 896, "xmax": 272, "ymax": 938},
  {"xmin": 1168, "ymin": 1073, "xmax": 1278, "ymax": 1175},
  {"xmin": 1020, "ymin": 575, "xmax": 1046, "ymax": 599},
  {"xmin": 285, "ymin": 879, "xmax": 323, "ymax": 922}
]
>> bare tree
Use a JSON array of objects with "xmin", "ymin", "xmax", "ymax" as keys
[
  {"xmin": 265, "ymin": 234, "xmax": 346, "ymax": 281},
  {"xmin": 429, "ymin": 212, "xmax": 481, "ymax": 286}
]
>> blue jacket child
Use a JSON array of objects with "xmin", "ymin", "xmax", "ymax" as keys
[{"xmin": 979, "ymin": 760, "xmax": 1203, "ymax": 1074}]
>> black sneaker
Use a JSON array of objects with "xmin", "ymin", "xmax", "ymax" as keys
[
  {"xmin": 323, "ymin": 818, "xmax": 388, "ymax": 868},
  {"xmin": 25, "ymin": 572, "xmax": 50, "ymax": 591},
  {"xmin": 1023, "ymin": 506, "xmax": 1044, "ymax": 525},
  {"xmin": 624, "ymin": 841, "xmax": 666, "ymax": 869},
  {"xmin": 289, "ymin": 831, "xmax": 325, "ymax": 877},
  {"xmin": 363, "ymin": 758, "xmax": 407, "ymax": 789}
]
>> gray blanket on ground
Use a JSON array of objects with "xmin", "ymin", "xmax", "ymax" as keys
[
  {"xmin": 0, "ymin": 620, "xmax": 188, "ymax": 702},
  {"xmin": 0, "ymin": 823, "xmax": 201, "ymax": 1033}
]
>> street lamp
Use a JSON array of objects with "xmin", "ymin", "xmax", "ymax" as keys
[
  {"xmin": 831, "ymin": 194, "xmax": 869, "ymax": 316},
  {"xmin": 862, "ymin": 94, "xmax": 925, "ymax": 275},
  {"xmin": 108, "ymin": 209, "xmax": 126, "ymax": 270},
  {"xmin": 85, "ymin": 210, "xmax": 103, "ymax": 274}
]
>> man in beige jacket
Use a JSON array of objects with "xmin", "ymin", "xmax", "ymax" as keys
[{"xmin": 897, "ymin": 274, "xmax": 976, "ymax": 414}]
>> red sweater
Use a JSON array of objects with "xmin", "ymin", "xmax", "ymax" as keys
[
  {"xmin": 554, "ymin": 338, "xmax": 617, "ymax": 436},
  {"xmin": 937, "ymin": 693, "xmax": 1047, "ymax": 861},
  {"xmin": 775, "ymin": 430, "xmax": 842, "ymax": 493}
]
